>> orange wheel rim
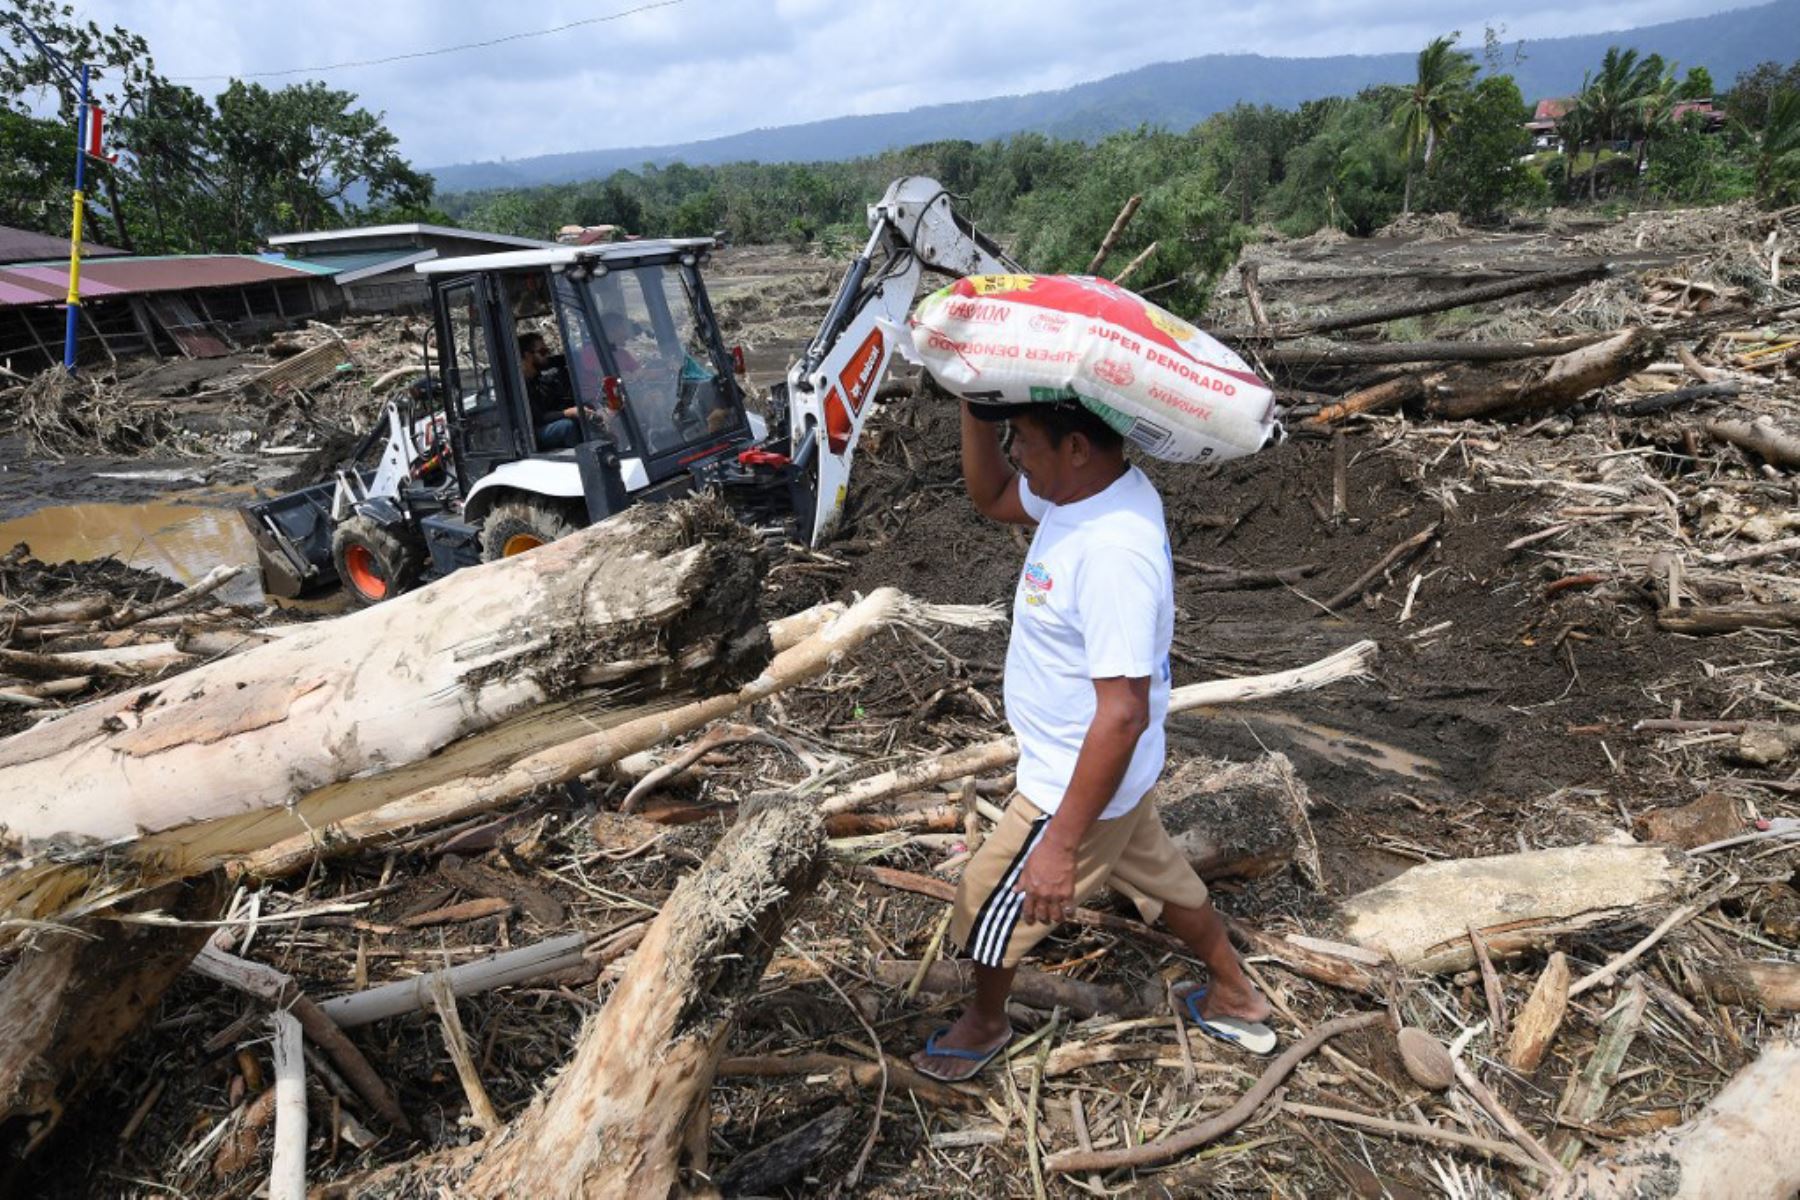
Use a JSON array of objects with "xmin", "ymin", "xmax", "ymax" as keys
[
  {"xmin": 502, "ymin": 533, "xmax": 544, "ymax": 556},
  {"xmin": 343, "ymin": 543, "xmax": 388, "ymax": 599}
]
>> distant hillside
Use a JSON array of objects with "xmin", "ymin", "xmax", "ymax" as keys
[{"xmin": 429, "ymin": 0, "xmax": 1800, "ymax": 193}]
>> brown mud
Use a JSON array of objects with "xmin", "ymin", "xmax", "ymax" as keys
[
  {"xmin": 8, "ymin": 217, "xmax": 1798, "ymax": 1199},
  {"xmin": 788, "ymin": 398, "xmax": 1740, "ymax": 903}
]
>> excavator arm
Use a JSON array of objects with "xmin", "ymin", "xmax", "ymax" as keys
[{"xmin": 783, "ymin": 176, "xmax": 1019, "ymax": 545}]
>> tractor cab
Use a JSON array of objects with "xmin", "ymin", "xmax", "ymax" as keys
[
  {"xmin": 423, "ymin": 238, "xmax": 765, "ymax": 517},
  {"xmin": 244, "ymin": 238, "xmax": 786, "ymax": 604}
]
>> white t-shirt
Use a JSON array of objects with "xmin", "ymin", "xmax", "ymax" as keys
[{"xmin": 1004, "ymin": 465, "xmax": 1174, "ymax": 820}]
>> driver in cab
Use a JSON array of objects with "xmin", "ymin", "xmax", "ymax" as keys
[{"xmin": 520, "ymin": 331, "xmax": 589, "ymax": 450}]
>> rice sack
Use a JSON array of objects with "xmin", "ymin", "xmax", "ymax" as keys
[{"xmin": 910, "ymin": 274, "xmax": 1279, "ymax": 463}]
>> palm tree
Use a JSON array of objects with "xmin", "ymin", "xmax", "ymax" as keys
[
  {"xmin": 1577, "ymin": 47, "xmax": 1663, "ymax": 198},
  {"xmin": 1392, "ymin": 35, "xmax": 1480, "ymax": 214},
  {"xmin": 1754, "ymin": 89, "xmax": 1800, "ymax": 204},
  {"xmin": 1631, "ymin": 61, "xmax": 1681, "ymax": 183}
]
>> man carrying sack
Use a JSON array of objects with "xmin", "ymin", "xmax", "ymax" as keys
[{"xmin": 910, "ymin": 398, "xmax": 1275, "ymax": 1082}]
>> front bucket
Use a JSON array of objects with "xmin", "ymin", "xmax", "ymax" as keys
[{"xmin": 240, "ymin": 481, "xmax": 338, "ymax": 599}]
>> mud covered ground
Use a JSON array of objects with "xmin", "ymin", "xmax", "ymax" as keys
[
  {"xmin": 5, "ymin": 209, "xmax": 1797, "ymax": 1198},
  {"xmin": 781, "ymin": 397, "xmax": 1759, "ymax": 899}
]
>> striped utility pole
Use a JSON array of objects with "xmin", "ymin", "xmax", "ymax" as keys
[
  {"xmin": 12, "ymin": 19, "xmax": 91, "ymax": 373},
  {"xmin": 63, "ymin": 62, "xmax": 90, "ymax": 373}
]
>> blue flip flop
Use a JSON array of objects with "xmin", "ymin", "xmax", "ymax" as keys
[
  {"xmin": 1183, "ymin": 985, "xmax": 1278, "ymax": 1056},
  {"xmin": 913, "ymin": 1026, "xmax": 1015, "ymax": 1082}
]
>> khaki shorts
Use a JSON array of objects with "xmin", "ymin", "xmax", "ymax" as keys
[{"xmin": 951, "ymin": 790, "xmax": 1209, "ymax": 969}]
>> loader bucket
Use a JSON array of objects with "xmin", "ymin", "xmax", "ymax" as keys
[{"xmin": 240, "ymin": 481, "xmax": 338, "ymax": 599}]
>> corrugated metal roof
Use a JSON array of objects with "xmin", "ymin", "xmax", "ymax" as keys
[
  {"xmin": 0, "ymin": 223, "xmax": 125, "ymax": 265},
  {"xmin": 0, "ymin": 255, "xmax": 318, "ymax": 310},
  {"xmin": 278, "ymin": 249, "xmax": 435, "ymax": 281},
  {"xmin": 268, "ymin": 223, "xmax": 552, "ymax": 250}
]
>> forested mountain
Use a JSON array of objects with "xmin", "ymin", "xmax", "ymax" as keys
[{"xmin": 427, "ymin": 0, "xmax": 1800, "ymax": 192}]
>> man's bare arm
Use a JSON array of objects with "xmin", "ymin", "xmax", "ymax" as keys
[
  {"xmin": 1015, "ymin": 675, "xmax": 1151, "ymax": 925},
  {"xmin": 961, "ymin": 402, "xmax": 1034, "ymax": 526}
]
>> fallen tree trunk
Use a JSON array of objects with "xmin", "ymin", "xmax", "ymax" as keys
[
  {"xmin": 0, "ymin": 499, "xmax": 766, "ymax": 927},
  {"xmin": 1656, "ymin": 603, "xmax": 1800, "ymax": 634},
  {"xmin": 241, "ymin": 589, "xmax": 996, "ymax": 879},
  {"xmin": 1302, "ymin": 374, "xmax": 1431, "ymax": 427},
  {"xmin": 1547, "ymin": 1039, "xmax": 1800, "ymax": 1200},
  {"xmin": 454, "ymin": 795, "xmax": 827, "ymax": 1197},
  {"xmin": 1261, "ymin": 334, "xmax": 1605, "ymax": 368},
  {"xmin": 1706, "ymin": 416, "xmax": 1800, "ymax": 469},
  {"xmin": 0, "ymin": 875, "xmax": 222, "ymax": 1163},
  {"xmin": 820, "ymin": 639, "xmax": 1377, "ymax": 817},
  {"xmin": 1701, "ymin": 958, "xmax": 1800, "ymax": 1012},
  {"xmin": 1341, "ymin": 845, "xmax": 1684, "ymax": 973},
  {"xmin": 1428, "ymin": 328, "xmax": 1660, "ymax": 421},
  {"xmin": 1235, "ymin": 262, "xmax": 1612, "ymax": 340}
]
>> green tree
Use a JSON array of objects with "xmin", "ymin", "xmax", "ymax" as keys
[
  {"xmin": 1725, "ymin": 61, "xmax": 1800, "ymax": 128},
  {"xmin": 1201, "ymin": 103, "xmax": 1298, "ymax": 223},
  {"xmin": 0, "ymin": 106, "xmax": 73, "ymax": 233},
  {"xmin": 1, "ymin": 0, "xmax": 158, "ymax": 248},
  {"xmin": 1391, "ymin": 34, "xmax": 1479, "ymax": 214},
  {"xmin": 1752, "ymin": 89, "xmax": 1800, "ymax": 204},
  {"xmin": 1676, "ymin": 66, "xmax": 1715, "ymax": 99},
  {"xmin": 1564, "ymin": 48, "xmax": 1662, "ymax": 199},
  {"xmin": 1644, "ymin": 111, "xmax": 1746, "ymax": 202},
  {"xmin": 210, "ymin": 80, "xmax": 431, "ymax": 243},
  {"xmin": 1271, "ymin": 88, "xmax": 1408, "ymax": 234},
  {"xmin": 1424, "ymin": 75, "xmax": 1541, "ymax": 220},
  {"xmin": 1630, "ymin": 58, "xmax": 1679, "ymax": 181}
]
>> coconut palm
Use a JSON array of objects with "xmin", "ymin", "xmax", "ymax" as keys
[
  {"xmin": 1631, "ymin": 61, "xmax": 1682, "ymax": 181},
  {"xmin": 1577, "ymin": 47, "xmax": 1664, "ymax": 198},
  {"xmin": 1392, "ymin": 35, "xmax": 1480, "ymax": 214},
  {"xmin": 1754, "ymin": 89, "xmax": 1800, "ymax": 204}
]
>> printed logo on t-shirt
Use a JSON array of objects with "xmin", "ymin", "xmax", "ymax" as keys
[{"xmin": 1020, "ymin": 561, "xmax": 1053, "ymax": 607}]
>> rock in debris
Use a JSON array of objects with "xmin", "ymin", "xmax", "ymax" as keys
[{"xmin": 1634, "ymin": 792, "xmax": 1743, "ymax": 850}]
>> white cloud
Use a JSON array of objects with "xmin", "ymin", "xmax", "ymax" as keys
[{"xmin": 63, "ymin": 0, "xmax": 1754, "ymax": 166}]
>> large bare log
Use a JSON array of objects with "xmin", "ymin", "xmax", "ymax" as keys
[
  {"xmin": 456, "ymin": 795, "xmax": 827, "ymax": 1198},
  {"xmin": 1701, "ymin": 958, "xmax": 1800, "ymax": 1013},
  {"xmin": 1428, "ymin": 328, "xmax": 1660, "ymax": 421},
  {"xmin": 241, "ymin": 589, "xmax": 998, "ymax": 879},
  {"xmin": 1656, "ymin": 603, "xmax": 1800, "ymax": 634},
  {"xmin": 0, "ymin": 499, "xmax": 766, "ymax": 928},
  {"xmin": 819, "ymin": 639, "xmax": 1377, "ymax": 817},
  {"xmin": 1705, "ymin": 416, "xmax": 1800, "ymax": 469},
  {"xmin": 1227, "ymin": 262, "xmax": 1611, "ymax": 340},
  {"xmin": 1262, "ymin": 334, "xmax": 1606, "ymax": 368},
  {"xmin": 1547, "ymin": 1039, "xmax": 1800, "ymax": 1200},
  {"xmin": 0, "ymin": 874, "xmax": 222, "ymax": 1163}
]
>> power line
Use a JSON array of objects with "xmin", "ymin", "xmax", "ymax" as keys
[{"xmin": 170, "ymin": 0, "xmax": 686, "ymax": 82}]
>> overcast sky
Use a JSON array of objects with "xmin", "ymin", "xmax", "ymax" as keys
[{"xmin": 65, "ymin": 0, "xmax": 1755, "ymax": 166}]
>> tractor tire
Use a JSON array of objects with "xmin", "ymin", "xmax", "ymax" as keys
[
  {"xmin": 480, "ymin": 499, "xmax": 581, "ymax": 563},
  {"xmin": 331, "ymin": 514, "xmax": 425, "ymax": 607}
]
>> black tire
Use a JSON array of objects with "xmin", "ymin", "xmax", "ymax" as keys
[
  {"xmin": 331, "ymin": 514, "xmax": 425, "ymax": 607},
  {"xmin": 480, "ymin": 498, "xmax": 581, "ymax": 563}
]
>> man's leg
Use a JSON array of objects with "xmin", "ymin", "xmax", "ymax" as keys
[
  {"xmin": 909, "ymin": 963, "xmax": 1015, "ymax": 1076},
  {"xmin": 1161, "ymin": 899, "xmax": 1271, "ymax": 1024},
  {"xmin": 537, "ymin": 418, "xmax": 579, "ymax": 449},
  {"xmin": 912, "ymin": 795, "xmax": 1062, "ymax": 1079},
  {"xmin": 1109, "ymin": 796, "xmax": 1271, "ymax": 1025}
]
